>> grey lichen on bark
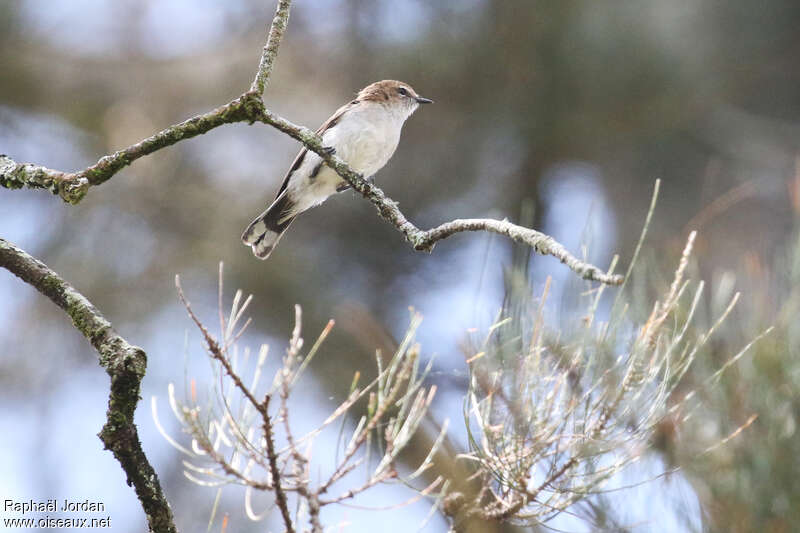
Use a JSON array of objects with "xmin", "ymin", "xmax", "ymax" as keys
[
  {"xmin": 256, "ymin": 110, "xmax": 624, "ymax": 285},
  {"xmin": 0, "ymin": 155, "xmax": 70, "ymax": 197},
  {"xmin": 0, "ymin": 0, "xmax": 621, "ymax": 286},
  {"xmin": 251, "ymin": 0, "xmax": 293, "ymax": 96},
  {"xmin": 0, "ymin": 92, "xmax": 265, "ymax": 204},
  {"xmin": 0, "ymin": 238, "xmax": 177, "ymax": 533}
]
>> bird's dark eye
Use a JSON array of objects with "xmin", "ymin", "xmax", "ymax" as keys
[{"xmin": 398, "ymin": 87, "xmax": 409, "ymax": 96}]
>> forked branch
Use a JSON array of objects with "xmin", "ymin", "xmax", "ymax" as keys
[{"xmin": 0, "ymin": 0, "xmax": 621, "ymax": 285}]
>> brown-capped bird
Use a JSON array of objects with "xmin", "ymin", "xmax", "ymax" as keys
[{"xmin": 242, "ymin": 80, "xmax": 432, "ymax": 259}]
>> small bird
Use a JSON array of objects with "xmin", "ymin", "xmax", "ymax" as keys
[{"xmin": 242, "ymin": 80, "xmax": 432, "ymax": 259}]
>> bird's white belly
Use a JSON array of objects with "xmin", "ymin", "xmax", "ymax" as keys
[
  {"xmin": 330, "ymin": 110, "xmax": 401, "ymax": 176},
  {"xmin": 286, "ymin": 104, "xmax": 404, "ymax": 214}
]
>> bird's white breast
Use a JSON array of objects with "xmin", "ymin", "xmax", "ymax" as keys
[
  {"xmin": 285, "ymin": 101, "xmax": 412, "ymax": 214},
  {"xmin": 324, "ymin": 102, "xmax": 406, "ymax": 177}
]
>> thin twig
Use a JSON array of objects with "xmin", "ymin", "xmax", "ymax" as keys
[
  {"xmin": 176, "ymin": 276, "xmax": 299, "ymax": 530},
  {"xmin": 318, "ymin": 468, "xmax": 398, "ymax": 505},
  {"xmin": 251, "ymin": 0, "xmax": 293, "ymax": 96},
  {"xmin": 260, "ymin": 396, "xmax": 296, "ymax": 533},
  {"xmin": 279, "ymin": 307, "xmax": 310, "ymax": 472},
  {"xmin": 175, "ymin": 275, "xmax": 263, "ymax": 410},
  {"xmin": 318, "ymin": 351, "xmax": 416, "ymax": 495},
  {"xmin": 191, "ymin": 432, "xmax": 276, "ymax": 492}
]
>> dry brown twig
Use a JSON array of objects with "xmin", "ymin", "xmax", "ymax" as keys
[{"xmin": 153, "ymin": 265, "xmax": 446, "ymax": 532}]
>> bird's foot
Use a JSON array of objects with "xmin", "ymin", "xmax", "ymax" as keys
[{"xmin": 322, "ymin": 146, "xmax": 336, "ymax": 156}]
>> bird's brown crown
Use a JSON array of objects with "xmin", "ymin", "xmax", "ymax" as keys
[{"xmin": 357, "ymin": 80, "xmax": 421, "ymax": 103}]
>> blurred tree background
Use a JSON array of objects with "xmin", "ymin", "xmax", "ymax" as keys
[{"xmin": 1, "ymin": 0, "xmax": 799, "ymax": 531}]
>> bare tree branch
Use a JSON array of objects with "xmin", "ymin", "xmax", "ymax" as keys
[
  {"xmin": 251, "ymin": 0, "xmax": 293, "ymax": 96},
  {"xmin": 0, "ymin": 93, "xmax": 264, "ymax": 204},
  {"xmin": 175, "ymin": 275, "xmax": 297, "ymax": 532},
  {"xmin": 260, "ymin": 396, "xmax": 296, "ymax": 533},
  {"xmin": 0, "ymin": 238, "xmax": 177, "ymax": 533},
  {"xmin": 0, "ymin": 0, "xmax": 621, "ymax": 285},
  {"xmin": 0, "ymin": 0, "xmax": 293, "ymax": 205},
  {"xmin": 256, "ymin": 109, "xmax": 623, "ymax": 285}
]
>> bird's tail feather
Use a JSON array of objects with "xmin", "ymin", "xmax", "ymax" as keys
[{"xmin": 241, "ymin": 192, "xmax": 296, "ymax": 260}]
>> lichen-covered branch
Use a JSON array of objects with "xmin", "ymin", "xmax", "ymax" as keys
[
  {"xmin": 256, "ymin": 109, "xmax": 623, "ymax": 285},
  {"xmin": 0, "ymin": 0, "xmax": 293, "ymax": 204},
  {"xmin": 420, "ymin": 218, "xmax": 619, "ymax": 283},
  {"xmin": 0, "ymin": 156, "xmax": 68, "ymax": 197},
  {"xmin": 250, "ymin": 0, "xmax": 293, "ymax": 96},
  {"xmin": 0, "ymin": 0, "xmax": 620, "ymax": 285},
  {"xmin": 0, "ymin": 238, "xmax": 177, "ymax": 533},
  {"xmin": 1, "ymin": 92, "xmax": 265, "ymax": 204}
]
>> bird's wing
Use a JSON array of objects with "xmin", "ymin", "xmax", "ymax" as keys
[{"xmin": 274, "ymin": 99, "xmax": 359, "ymax": 199}]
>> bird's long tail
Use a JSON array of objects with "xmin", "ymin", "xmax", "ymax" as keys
[{"xmin": 241, "ymin": 192, "xmax": 296, "ymax": 259}]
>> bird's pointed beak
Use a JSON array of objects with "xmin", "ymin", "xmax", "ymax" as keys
[{"xmin": 415, "ymin": 96, "xmax": 434, "ymax": 104}]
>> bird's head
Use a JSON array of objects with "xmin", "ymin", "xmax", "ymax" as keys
[{"xmin": 357, "ymin": 80, "xmax": 433, "ymax": 119}]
